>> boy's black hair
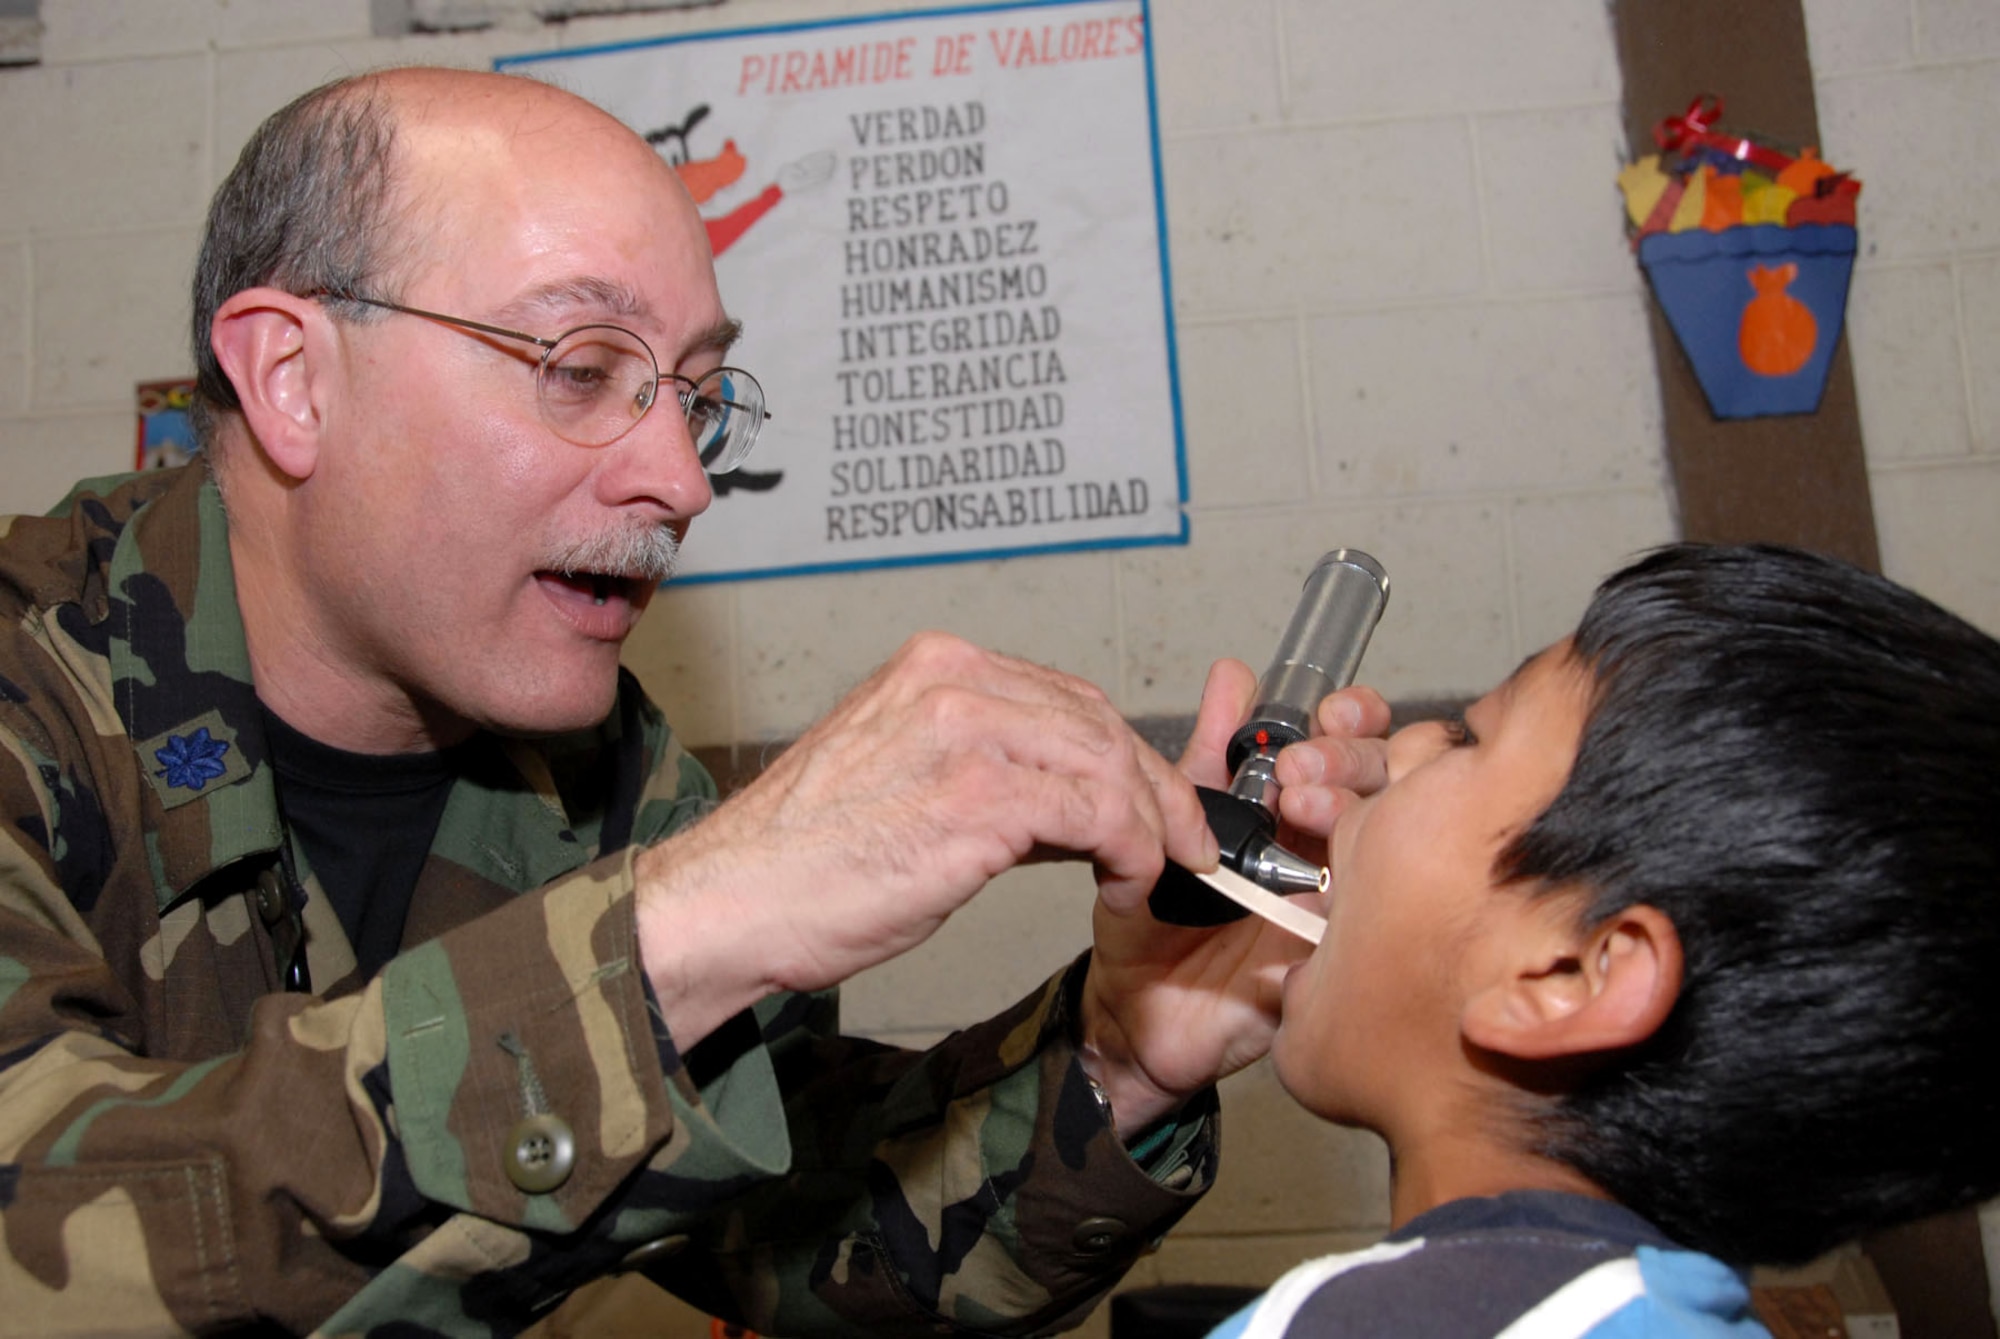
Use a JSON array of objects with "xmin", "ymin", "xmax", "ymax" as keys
[{"xmin": 1497, "ymin": 542, "xmax": 2000, "ymax": 1266}]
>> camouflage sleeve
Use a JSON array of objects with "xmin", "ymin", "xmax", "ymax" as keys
[
  {"xmin": 629, "ymin": 957, "xmax": 1218, "ymax": 1338},
  {"xmin": 0, "ymin": 793, "xmax": 749, "ymax": 1333}
]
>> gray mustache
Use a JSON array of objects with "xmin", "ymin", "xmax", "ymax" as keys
[{"xmin": 545, "ymin": 521, "xmax": 681, "ymax": 584}]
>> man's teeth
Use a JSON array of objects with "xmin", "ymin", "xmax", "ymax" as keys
[{"xmin": 592, "ymin": 575, "xmax": 611, "ymax": 606}]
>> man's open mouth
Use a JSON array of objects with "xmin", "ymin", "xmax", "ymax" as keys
[{"xmin": 537, "ymin": 569, "xmax": 647, "ymax": 607}]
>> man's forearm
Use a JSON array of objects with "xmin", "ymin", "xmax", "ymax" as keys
[{"xmin": 631, "ymin": 828, "xmax": 790, "ymax": 1052}]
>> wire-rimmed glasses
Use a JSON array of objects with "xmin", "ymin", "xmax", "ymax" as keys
[{"xmin": 307, "ymin": 292, "xmax": 768, "ymax": 474}]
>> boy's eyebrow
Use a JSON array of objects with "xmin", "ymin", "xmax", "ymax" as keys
[
  {"xmin": 1472, "ymin": 647, "xmax": 1552, "ymax": 727},
  {"xmin": 1489, "ymin": 653, "xmax": 1538, "ymax": 703}
]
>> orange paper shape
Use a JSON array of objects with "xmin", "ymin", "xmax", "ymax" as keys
[
  {"xmin": 1776, "ymin": 147, "xmax": 1836, "ymax": 197},
  {"xmin": 1739, "ymin": 263, "xmax": 1818, "ymax": 377},
  {"xmin": 1702, "ymin": 169, "xmax": 1745, "ymax": 230}
]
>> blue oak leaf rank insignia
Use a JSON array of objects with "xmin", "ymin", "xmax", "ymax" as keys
[{"xmin": 154, "ymin": 727, "xmax": 233, "ymax": 792}]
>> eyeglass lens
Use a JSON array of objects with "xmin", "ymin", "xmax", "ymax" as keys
[
  {"xmin": 538, "ymin": 325, "xmax": 658, "ymax": 446},
  {"xmin": 538, "ymin": 326, "xmax": 764, "ymax": 474},
  {"xmin": 688, "ymin": 368, "xmax": 764, "ymax": 476}
]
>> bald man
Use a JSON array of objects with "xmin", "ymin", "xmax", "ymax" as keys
[{"xmin": 0, "ymin": 69, "xmax": 1389, "ymax": 1336}]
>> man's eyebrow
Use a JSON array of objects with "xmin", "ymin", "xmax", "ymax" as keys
[
  {"xmin": 686, "ymin": 316, "xmax": 743, "ymax": 359},
  {"xmin": 509, "ymin": 276, "xmax": 650, "ymax": 323},
  {"xmin": 507, "ymin": 280, "xmax": 740, "ymax": 359}
]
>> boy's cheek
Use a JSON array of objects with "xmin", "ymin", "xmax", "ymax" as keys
[
  {"xmin": 1270, "ymin": 962, "xmax": 1382, "ymax": 1124},
  {"xmin": 1269, "ymin": 991, "xmax": 1327, "ymax": 1100}
]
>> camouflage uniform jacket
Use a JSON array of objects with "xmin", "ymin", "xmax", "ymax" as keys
[{"xmin": 0, "ymin": 466, "xmax": 1216, "ymax": 1337}]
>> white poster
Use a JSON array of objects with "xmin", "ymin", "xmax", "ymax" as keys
[{"xmin": 499, "ymin": 0, "xmax": 1186, "ymax": 583}]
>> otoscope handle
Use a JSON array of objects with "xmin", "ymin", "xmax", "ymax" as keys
[
  {"xmin": 1146, "ymin": 548, "xmax": 1389, "ymax": 929},
  {"xmin": 1148, "ymin": 788, "xmax": 1274, "ymax": 927},
  {"xmin": 1225, "ymin": 549, "xmax": 1390, "ymax": 785}
]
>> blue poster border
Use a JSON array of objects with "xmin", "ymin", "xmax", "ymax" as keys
[{"xmin": 498, "ymin": 0, "xmax": 1189, "ymax": 586}]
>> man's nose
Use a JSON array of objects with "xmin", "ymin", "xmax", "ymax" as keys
[{"xmin": 603, "ymin": 394, "xmax": 713, "ymax": 518}]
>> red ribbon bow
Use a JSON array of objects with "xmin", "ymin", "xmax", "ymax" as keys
[{"xmin": 1653, "ymin": 95, "xmax": 1795, "ymax": 174}]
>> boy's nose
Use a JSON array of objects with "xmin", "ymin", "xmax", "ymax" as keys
[{"xmin": 1382, "ymin": 722, "xmax": 1439, "ymax": 783}]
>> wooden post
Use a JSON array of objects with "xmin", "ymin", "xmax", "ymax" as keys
[
  {"xmin": 1612, "ymin": 0, "xmax": 1880, "ymax": 571},
  {"xmin": 1614, "ymin": 13, "xmax": 2000, "ymax": 1338}
]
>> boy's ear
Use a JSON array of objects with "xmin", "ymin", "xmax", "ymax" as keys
[
  {"xmin": 1461, "ymin": 903, "xmax": 1683, "ymax": 1061},
  {"xmin": 208, "ymin": 287, "xmax": 334, "ymax": 481}
]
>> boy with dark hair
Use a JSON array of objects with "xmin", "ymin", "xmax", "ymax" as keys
[{"xmin": 1212, "ymin": 543, "xmax": 2000, "ymax": 1337}]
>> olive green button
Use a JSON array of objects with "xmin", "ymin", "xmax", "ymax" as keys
[
  {"xmin": 505, "ymin": 1113, "xmax": 576, "ymax": 1194},
  {"xmin": 1071, "ymin": 1216, "xmax": 1128, "ymax": 1255},
  {"xmin": 618, "ymin": 1234, "xmax": 690, "ymax": 1272},
  {"xmin": 252, "ymin": 868, "xmax": 288, "ymax": 925}
]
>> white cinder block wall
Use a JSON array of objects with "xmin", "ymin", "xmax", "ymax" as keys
[{"xmin": 4, "ymin": 1, "xmax": 1999, "ymax": 1333}]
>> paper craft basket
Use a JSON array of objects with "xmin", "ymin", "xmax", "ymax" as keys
[{"xmin": 1637, "ymin": 222, "xmax": 1857, "ymax": 419}]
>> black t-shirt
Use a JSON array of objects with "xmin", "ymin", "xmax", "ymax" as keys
[{"xmin": 260, "ymin": 706, "xmax": 456, "ymax": 981}]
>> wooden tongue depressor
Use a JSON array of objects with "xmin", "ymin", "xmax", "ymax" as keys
[{"xmin": 1191, "ymin": 863, "xmax": 1327, "ymax": 945}]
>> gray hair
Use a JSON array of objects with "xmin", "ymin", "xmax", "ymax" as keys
[{"xmin": 189, "ymin": 75, "xmax": 402, "ymax": 449}]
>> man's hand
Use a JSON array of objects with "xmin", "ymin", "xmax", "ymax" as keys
[
  {"xmin": 630, "ymin": 632, "xmax": 1218, "ymax": 1050},
  {"xmin": 1080, "ymin": 662, "xmax": 1391, "ymax": 1138}
]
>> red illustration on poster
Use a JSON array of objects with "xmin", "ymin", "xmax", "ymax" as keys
[{"xmin": 499, "ymin": 0, "xmax": 1183, "ymax": 584}]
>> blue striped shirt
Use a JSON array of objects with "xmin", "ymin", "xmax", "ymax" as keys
[{"xmin": 1209, "ymin": 1192, "xmax": 1768, "ymax": 1338}]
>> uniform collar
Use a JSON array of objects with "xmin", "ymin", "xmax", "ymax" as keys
[
  {"xmin": 104, "ymin": 465, "xmax": 282, "ymax": 907},
  {"xmin": 103, "ymin": 465, "xmax": 595, "ymax": 913}
]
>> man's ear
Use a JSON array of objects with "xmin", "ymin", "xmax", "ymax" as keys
[
  {"xmin": 1461, "ymin": 903, "xmax": 1682, "ymax": 1061},
  {"xmin": 208, "ymin": 287, "xmax": 332, "ymax": 481}
]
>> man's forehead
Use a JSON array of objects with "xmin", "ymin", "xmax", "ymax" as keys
[
  {"xmin": 381, "ymin": 91, "xmax": 724, "ymax": 344},
  {"xmin": 386, "ymin": 72, "xmax": 667, "ymax": 208},
  {"xmin": 377, "ymin": 66, "xmax": 600, "ymax": 127}
]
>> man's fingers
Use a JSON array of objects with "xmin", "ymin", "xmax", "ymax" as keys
[
  {"xmin": 917, "ymin": 684, "xmax": 1211, "ymax": 899},
  {"xmin": 782, "ymin": 629, "xmax": 1228, "ymax": 929},
  {"xmin": 1138, "ymin": 741, "xmax": 1217, "ymax": 870},
  {"xmin": 1276, "ymin": 779, "xmax": 1368, "ymax": 837},
  {"xmin": 1316, "ymin": 684, "xmax": 1392, "ymax": 739},
  {"xmin": 1274, "ymin": 731, "xmax": 1389, "ymax": 793},
  {"xmin": 909, "ymin": 679, "xmax": 1202, "ymax": 874},
  {"xmin": 880, "ymin": 631, "xmax": 1116, "ymax": 721},
  {"xmin": 1021, "ymin": 771, "xmax": 1169, "ymax": 905},
  {"xmin": 1252, "ymin": 685, "xmax": 1392, "ymax": 839},
  {"xmin": 1179, "ymin": 658, "xmax": 1258, "ymax": 783}
]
